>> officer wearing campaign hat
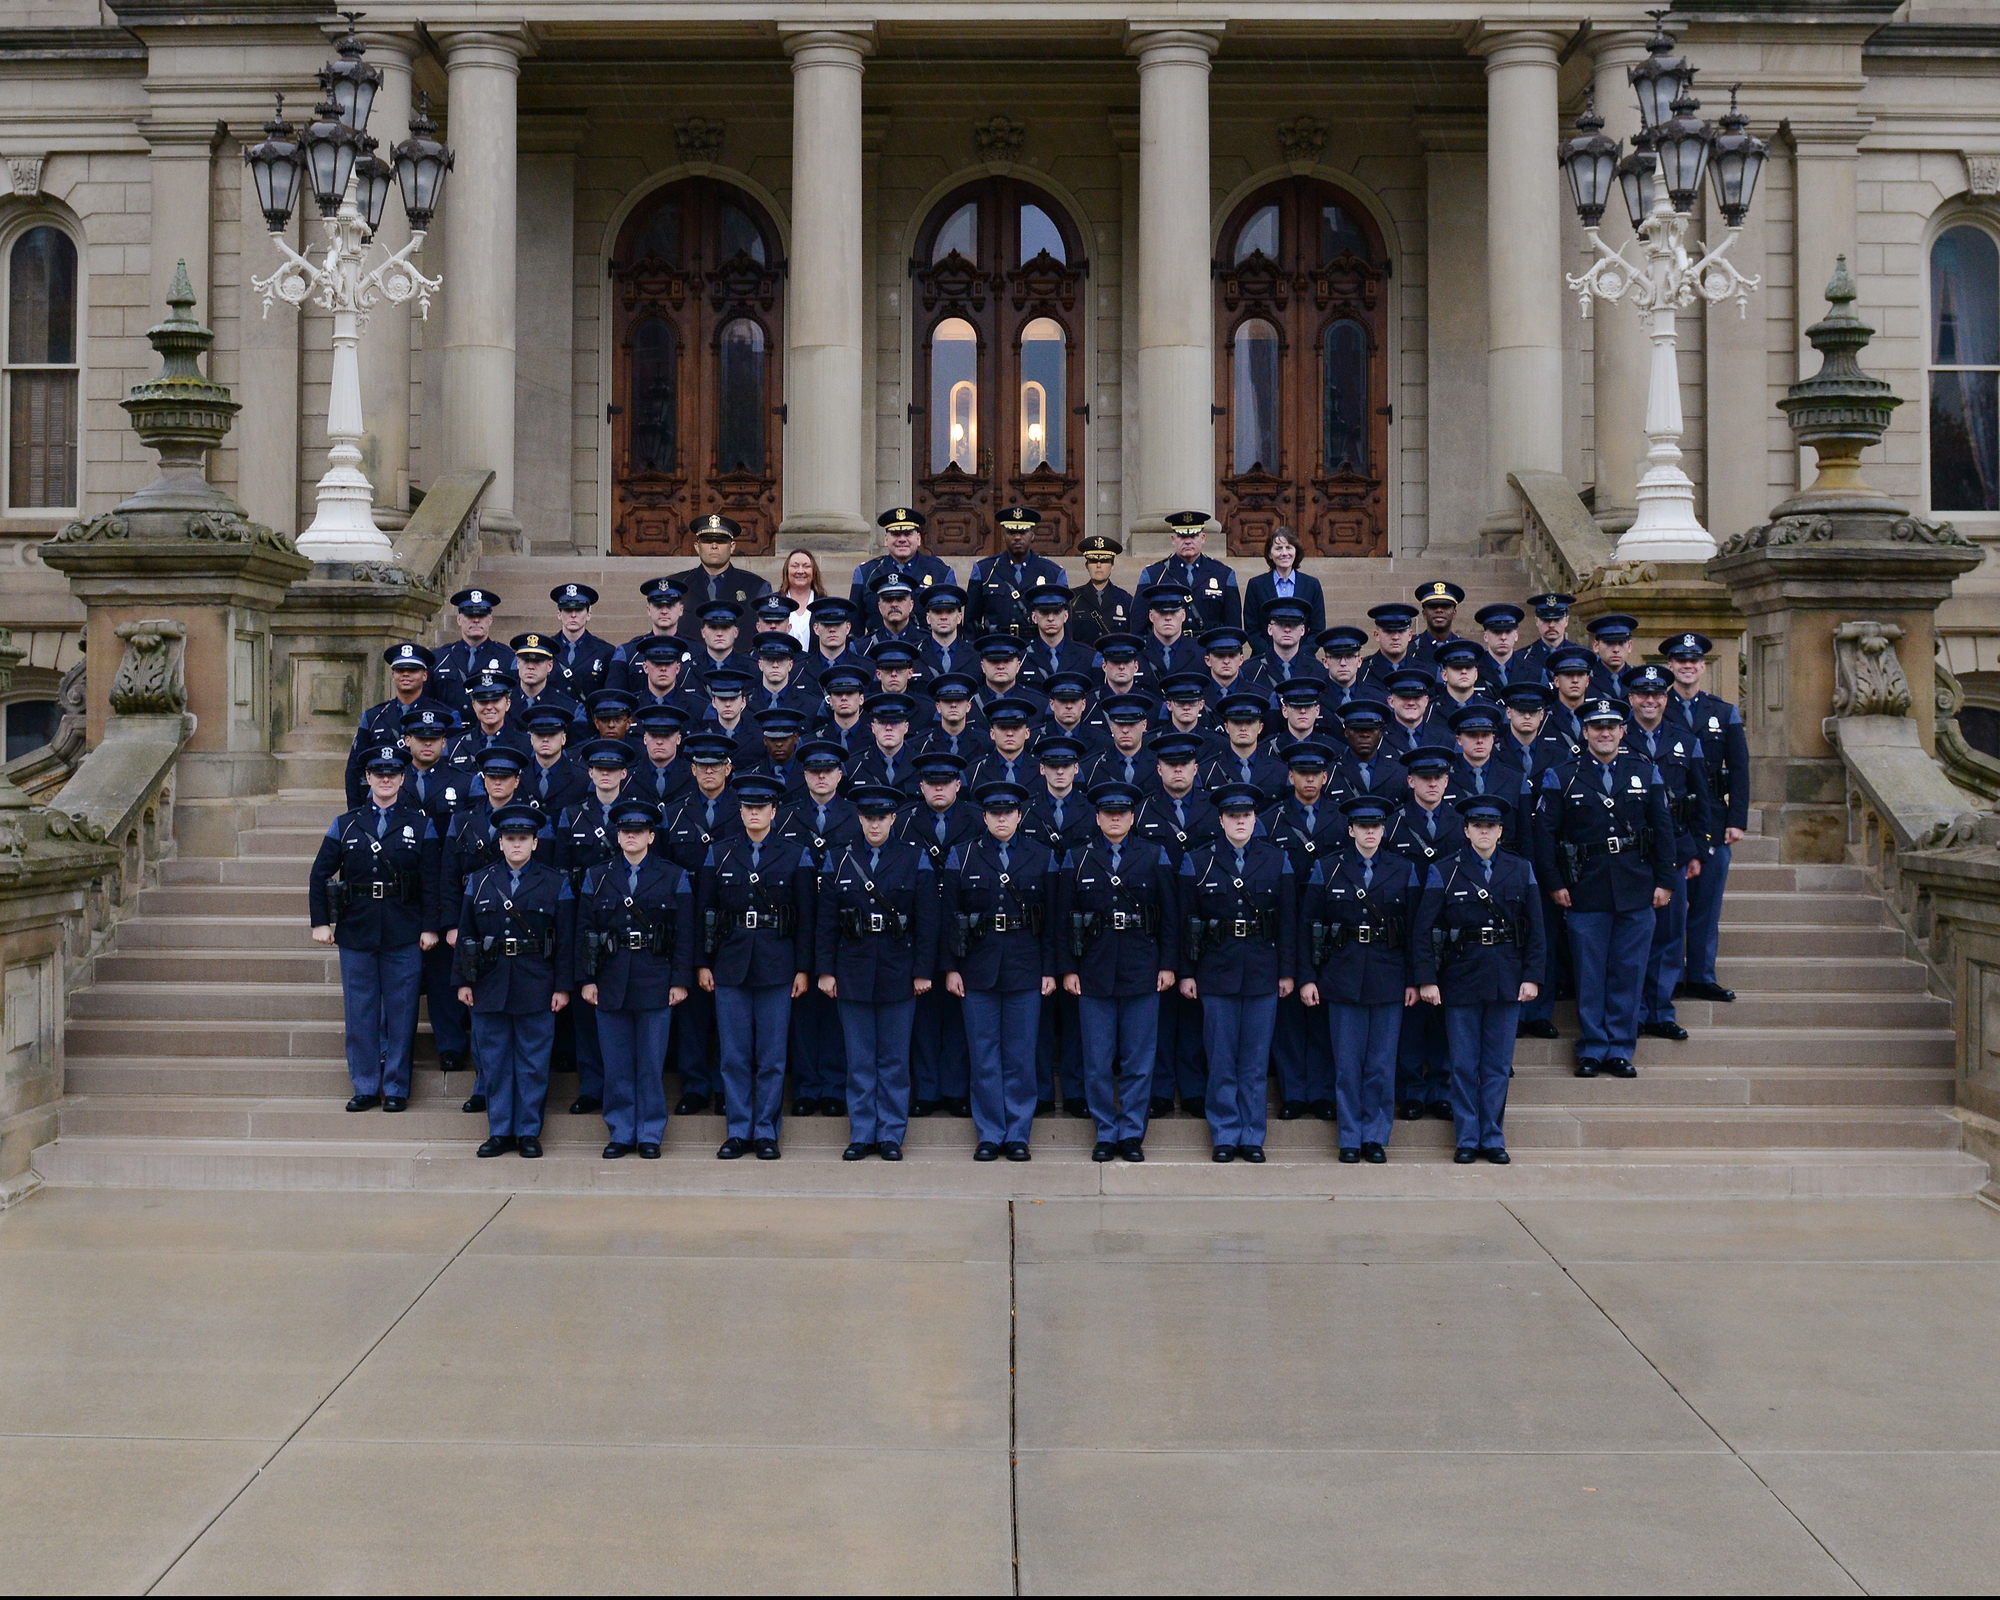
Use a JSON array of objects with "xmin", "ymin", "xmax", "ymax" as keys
[
  {"xmin": 1658, "ymin": 631, "xmax": 1745, "ymax": 1004},
  {"xmin": 1532, "ymin": 694, "xmax": 1676, "ymax": 1078},
  {"xmin": 1517, "ymin": 591, "xmax": 1577, "ymax": 679},
  {"xmin": 1140, "ymin": 510, "xmax": 1242, "ymax": 633},
  {"xmin": 967, "ymin": 505, "xmax": 1067, "ymax": 640},
  {"xmin": 940, "ymin": 778, "xmax": 1058, "ymax": 1161},
  {"xmin": 1297, "ymin": 789, "xmax": 1422, "ymax": 1161},
  {"xmin": 1621, "ymin": 662, "xmax": 1711, "ymax": 1042},
  {"xmin": 346, "ymin": 643, "xmax": 453, "ymax": 807},
  {"xmin": 311, "ymin": 742, "xmax": 443, "ymax": 1115},
  {"xmin": 431, "ymin": 589, "xmax": 518, "ymax": 715},
  {"xmin": 1359, "ymin": 602, "xmax": 1422, "ymax": 693},
  {"xmin": 577, "ymin": 797, "xmax": 696, "ymax": 1159},
  {"xmin": 850, "ymin": 506, "xmax": 958, "ymax": 616},
  {"xmin": 1263, "ymin": 739, "xmax": 1348, "ymax": 1121},
  {"xmin": 548, "ymin": 582, "xmax": 615, "ymax": 702},
  {"xmin": 813, "ymin": 780, "xmax": 940, "ymax": 1161},
  {"xmin": 1021, "ymin": 583, "xmax": 1100, "ymax": 688},
  {"xmin": 1054, "ymin": 778, "xmax": 1180, "ymax": 1160},
  {"xmin": 1585, "ymin": 612, "xmax": 1640, "ymax": 697},
  {"xmin": 1413, "ymin": 792, "xmax": 1546, "ymax": 1163},
  {"xmin": 451, "ymin": 800, "xmax": 573, "ymax": 1159},
  {"xmin": 1072, "ymin": 532, "xmax": 1135, "ymax": 647},
  {"xmin": 669, "ymin": 514, "xmax": 771, "ymax": 636}
]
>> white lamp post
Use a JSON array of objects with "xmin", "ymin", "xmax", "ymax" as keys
[
  {"xmin": 1559, "ymin": 12, "xmax": 1768, "ymax": 564},
  {"xmin": 243, "ymin": 19, "xmax": 453, "ymax": 562}
]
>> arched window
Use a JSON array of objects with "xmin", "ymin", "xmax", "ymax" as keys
[
  {"xmin": 611, "ymin": 179, "xmax": 784, "ymax": 554},
  {"xmin": 4, "ymin": 224, "xmax": 79, "ymax": 512},
  {"xmin": 1931, "ymin": 224, "xmax": 1999, "ymax": 513},
  {"xmin": 911, "ymin": 177, "xmax": 1087, "ymax": 554},
  {"xmin": 1215, "ymin": 178, "xmax": 1388, "ymax": 556}
]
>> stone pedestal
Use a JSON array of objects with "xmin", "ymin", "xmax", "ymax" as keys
[{"xmin": 1570, "ymin": 561, "xmax": 1747, "ymax": 705}]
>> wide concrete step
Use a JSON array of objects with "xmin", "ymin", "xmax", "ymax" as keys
[
  {"xmin": 1730, "ymin": 835, "xmax": 1781, "ymax": 863},
  {"xmin": 91, "ymin": 950, "xmax": 346, "ymax": 985},
  {"xmin": 65, "ymin": 1020, "xmax": 352, "ymax": 1060},
  {"xmin": 1711, "ymin": 956, "xmax": 1932, "ymax": 993},
  {"xmin": 1716, "ymin": 925, "xmax": 1906, "ymax": 958},
  {"xmin": 1722, "ymin": 863, "xmax": 1868, "ymax": 893},
  {"xmin": 239, "ymin": 827, "xmax": 330, "ymax": 857},
  {"xmin": 33, "ymin": 1134, "xmax": 1985, "ymax": 1200},
  {"xmin": 111, "ymin": 916, "xmax": 315, "ymax": 951},
  {"xmin": 159, "ymin": 857, "xmax": 317, "ymax": 887},
  {"xmin": 68, "ymin": 983, "xmax": 352, "ymax": 1023},
  {"xmin": 137, "ymin": 885, "xmax": 309, "ymax": 917},
  {"xmin": 253, "ymin": 795, "xmax": 344, "ymax": 829},
  {"xmin": 1718, "ymin": 892, "xmax": 1888, "ymax": 926}
]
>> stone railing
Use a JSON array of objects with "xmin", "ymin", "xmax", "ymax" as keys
[
  {"xmin": 301, "ymin": 468, "xmax": 494, "ymax": 635},
  {"xmin": 1933, "ymin": 651, "xmax": 2000, "ymax": 803},
  {"xmin": 1507, "ymin": 470, "xmax": 1618, "ymax": 596},
  {"xmin": 1, "ymin": 656, "xmax": 87, "ymax": 804}
]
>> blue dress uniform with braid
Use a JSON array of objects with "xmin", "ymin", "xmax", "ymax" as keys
[
  {"xmin": 578, "ymin": 848, "xmax": 696, "ymax": 1152},
  {"xmin": 1665, "ymin": 667, "xmax": 1748, "ymax": 994},
  {"xmin": 1622, "ymin": 706, "xmax": 1709, "ymax": 1033},
  {"xmin": 451, "ymin": 851, "xmax": 574, "ymax": 1144},
  {"xmin": 778, "ymin": 790, "xmax": 861, "ymax": 1114},
  {"xmin": 1023, "ymin": 779, "xmax": 1097, "ymax": 1112},
  {"xmin": 1134, "ymin": 784, "xmax": 1220, "ymax": 1111},
  {"xmin": 1264, "ymin": 790, "xmax": 1348, "ymax": 1116},
  {"xmin": 1384, "ymin": 793, "xmax": 1465, "ymax": 1117},
  {"xmin": 896, "ymin": 792, "xmax": 984, "ymax": 1111},
  {"xmin": 659, "ymin": 782, "xmax": 741, "ymax": 1108}
]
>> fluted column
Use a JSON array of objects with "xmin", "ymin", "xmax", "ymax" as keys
[
  {"xmin": 778, "ymin": 24, "xmax": 875, "ymax": 550},
  {"xmin": 438, "ymin": 28, "xmax": 529, "ymax": 539},
  {"xmin": 1127, "ymin": 20, "xmax": 1222, "ymax": 553},
  {"xmin": 357, "ymin": 29, "xmax": 417, "ymax": 523},
  {"xmin": 1474, "ymin": 25, "xmax": 1567, "ymax": 535},
  {"xmin": 1587, "ymin": 28, "xmax": 1655, "ymax": 534}
]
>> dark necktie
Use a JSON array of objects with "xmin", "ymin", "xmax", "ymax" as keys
[
  {"xmin": 1602, "ymin": 763, "xmax": 1615, "ymax": 795},
  {"xmin": 538, "ymin": 767, "xmax": 551, "ymax": 798},
  {"xmin": 1358, "ymin": 761, "xmax": 1373, "ymax": 789},
  {"xmin": 1481, "ymin": 856, "xmax": 1494, "ymax": 885},
  {"xmin": 750, "ymin": 841, "xmax": 762, "ymax": 871},
  {"xmin": 1233, "ymin": 848, "xmax": 1246, "ymax": 876},
  {"xmin": 1122, "ymin": 756, "xmax": 1136, "ymax": 785},
  {"xmin": 1301, "ymin": 805, "xmax": 1316, "ymax": 836},
  {"xmin": 1173, "ymin": 798, "xmax": 1186, "ymax": 829},
  {"xmin": 1426, "ymin": 811, "xmax": 1437, "ymax": 841},
  {"xmin": 997, "ymin": 843, "xmax": 1011, "ymax": 874},
  {"xmin": 1051, "ymin": 797, "xmax": 1065, "ymax": 829},
  {"xmin": 1239, "ymin": 756, "xmax": 1254, "ymax": 784},
  {"xmin": 1473, "ymin": 766, "xmax": 1485, "ymax": 795}
]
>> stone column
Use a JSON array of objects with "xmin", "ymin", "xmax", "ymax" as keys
[
  {"xmin": 1416, "ymin": 112, "xmax": 1488, "ymax": 554},
  {"xmin": 1473, "ymin": 26, "xmax": 1567, "ymax": 538},
  {"xmin": 438, "ymin": 28, "xmax": 530, "ymax": 543},
  {"xmin": 138, "ymin": 117, "xmax": 218, "ymax": 329},
  {"xmin": 1785, "ymin": 118, "xmax": 1869, "ymax": 491},
  {"xmin": 1586, "ymin": 29, "xmax": 1655, "ymax": 535},
  {"xmin": 356, "ymin": 29, "xmax": 418, "ymax": 525},
  {"xmin": 777, "ymin": 25, "xmax": 875, "ymax": 553},
  {"xmin": 1127, "ymin": 21, "xmax": 1222, "ymax": 557}
]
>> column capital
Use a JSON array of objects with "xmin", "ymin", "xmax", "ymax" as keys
[
  {"xmin": 435, "ymin": 26, "xmax": 537, "ymax": 72},
  {"xmin": 135, "ymin": 115, "xmax": 226, "ymax": 154},
  {"xmin": 1468, "ymin": 24, "xmax": 1569, "ymax": 71},
  {"xmin": 1779, "ymin": 115, "xmax": 1874, "ymax": 153},
  {"xmin": 778, "ymin": 23, "xmax": 876, "ymax": 67},
  {"xmin": 1412, "ymin": 108, "xmax": 1485, "ymax": 155},
  {"xmin": 1125, "ymin": 20, "xmax": 1225, "ymax": 63},
  {"xmin": 1588, "ymin": 25, "xmax": 1657, "ymax": 73},
  {"xmin": 344, "ymin": 26, "xmax": 419, "ymax": 69}
]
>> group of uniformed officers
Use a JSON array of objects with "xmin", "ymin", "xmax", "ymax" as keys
[{"xmin": 310, "ymin": 503, "xmax": 1745, "ymax": 1166}]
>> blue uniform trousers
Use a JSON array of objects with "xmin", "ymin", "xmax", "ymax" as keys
[
  {"xmin": 572, "ymin": 996, "xmax": 603, "ymax": 1100},
  {"xmin": 1396, "ymin": 1001, "xmax": 1449, "ymax": 1108},
  {"xmin": 1522, "ymin": 902, "xmax": 1571, "ymax": 1026},
  {"xmin": 339, "ymin": 944, "xmax": 421, "ymax": 1098},
  {"xmin": 1330, "ymin": 1001, "xmax": 1402, "ymax": 1150},
  {"xmin": 1078, "ymin": 993, "xmax": 1158, "ymax": 1144},
  {"xmin": 715, "ymin": 983, "xmax": 791, "ymax": 1142},
  {"xmin": 470, "ymin": 1009, "xmax": 555, "ymax": 1138},
  {"xmin": 1036, "ymin": 989, "xmax": 1085, "ymax": 1105},
  {"xmin": 1274, "ymin": 991, "xmax": 1334, "ymax": 1106},
  {"xmin": 1643, "ymin": 873, "xmax": 1689, "ymax": 1026},
  {"xmin": 791, "ymin": 988, "xmax": 848, "ymax": 1105},
  {"xmin": 840, "ymin": 999, "xmax": 917, "ymax": 1146},
  {"xmin": 675, "ymin": 987, "xmax": 717, "ymax": 1099},
  {"xmin": 1202, "ymin": 993, "xmax": 1277, "ymax": 1152},
  {"xmin": 1445, "ymin": 1002, "xmax": 1519, "ymax": 1150},
  {"xmin": 597, "ymin": 1006, "xmax": 674, "ymax": 1145},
  {"xmin": 1153, "ymin": 989, "xmax": 1207, "ymax": 1104},
  {"xmin": 1567, "ymin": 908, "xmax": 1654, "ymax": 1061},
  {"xmin": 1684, "ymin": 842, "xmax": 1730, "ymax": 986},
  {"xmin": 415, "ymin": 939, "xmax": 468, "ymax": 1058},
  {"xmin": 963, "ymin": 988, "xmax": 1040, "ymax": 1146},
  {"xmin": 912, "ymin": 988, "xmax": 970, "ymax": 1103}
]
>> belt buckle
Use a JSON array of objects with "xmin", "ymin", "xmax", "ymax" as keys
[
  {"xmin": 625, "ymin": 930, "xmax": 646, "ymax": 950},
  {"xmin": 370, "ymin": 881, "xmax": 387, "ymax": 899},
  {"xmin": 1111, "ymin": 912, "xmax": 1130, "ymax": 930},
  {"xmin": 1355, "ymin": 926, "xmax": 1373, "ymax": 944},
  {"xmin": 503, "ymin": 936, "xmax": 520, "ymax": 957},
  {"xmin": 743, "ymin": 911, "xmax": 761, "ymax": 930},
  {"xmin": 1606, "ymin": 836, "xmax": 1623, "ymax": 853},
  {"xmin": 868, "ymin": 911, "xmax": 886, "ymax": 933},
  {"xmin": 1232, "ymin": 918, "xmax": 1250, "ymax": 938},
  {"xmin": 1480, "ymin": 927, "xmax": 1499, "ymax": 945},
  {"xmin": 991, "ymin": 914, "xmax": 1011, "ymax": 933}
]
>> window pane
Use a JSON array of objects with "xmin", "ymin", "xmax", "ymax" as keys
[
  {"xmin": 933, "ymin": 203, "xmax": 977, "ymax": 264},
  {"xmin": 1932, "ymin": 369, "xmax": 1999, "ymax": 512},
  {"xmin": 1234, "ymin": 205, "xmax": 1278, "ymax": 265},
  {"xmin": 1231, "ymin": 317, "xmax": 1281, "ymax": 475},
  {"xmin": 629, "ymin": 320, "xmax": 677, "ymax": 474},
  {"xmin": 633, "ymin": 201, "xmax": 682, "ymax": 266},
  {"xmin": 720, "ymin": 202, "xmax": 766, "ymax": 266},
  {"xmin": 1019, "ymin": 316, "xmax": 1064, "ymax": 474},
  {"xmin": 931, "ymin": 317, "xmax": 978, "ymax": 474},
  {"xmin": 5, "ymin": 699, "xmax": 57, "ymax": 763},
  {"xmin": 1932, "ymin": 227, "xmax": 1998, "ymax": 367},
  {"xmin": 1021, "ymin": 203, "xmax": 1065, "ymax": 265},
  {"xmin": 716, "ymin": 318, "xmax": 767, "ymax": 474},
  {"xmin": 8, "ymin": 227, "xmax": 77, "ymax": 365},
  {"xmin": 8, "ymin": 369, "xmax": 77, "ymax": 507},
  {"xmin": 1320, "ymin": 203, "xmax": 1369, "ymax": 264},
  {"xmin": 1323, "ymin": 320, "xmax": 1369, "ymax": 474}
]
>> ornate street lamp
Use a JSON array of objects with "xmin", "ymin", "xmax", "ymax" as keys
[
  {"xmin": 243, "ymin": 24, "xmax": 450, "ymax": 561},
  {"xmin": 1559, "ymin": 10, "xmax": 1767, "ymax": 563}
]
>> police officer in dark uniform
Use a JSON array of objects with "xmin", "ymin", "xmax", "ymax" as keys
[
  {"xmin": 510, "ymin": 633, "xmax": 580, "ymax": 730},
  {"xmin": 403, "ymin": 715, "xmax": 476, "ymax": 1077},
  {"xmin": 1445, "ymin": 701, "xmax": 1534, "ymax": 854},
  {"xmin": 1244, "ymin": 597, "xmax": 1327, "ymax": 693},
  {"xmin": 1056, "ymin": 779, "xmax": 1180, "ymax": 1162},
  {"xmin": 1663, "ymin": 631, "xmax": 1748, "ymax": 1004},
  {"xmin": 609, "ymin": 576, "xmax": 694, "ymax": 694},
  {"xmin": 397, "ymin": 706, "xmax": 469, "ymax": 829},
  {"xmin": 967, "ymin": 505, "xmax": 1067, "ymax": 639},
  {"xmin": 1335, "ymin": 698, "xmax": 1409, "ymax": 802},
  {"xmin": 1622, "ymin": 663, "xmax": 1710, "ymax": 1042},
  {"xmin": 577, "ymin": 797, "xmax": 695, "ymax": 1159},
  {"xmin": 1140, "ymin": 510, "xmax": 1242, "ymax": 631},
  {"xmin": 863, "ymin": 571, "xmax": 928, "ymax": 651},
  {"xmin": 1532, "ymin": 696, "xmax": 1677, "ymax": 1078},
  {"xmin": 966, "ymin": 697, "xmax": 1042, "ymax": 793},
  {"xmin": 1359, "ymin": 603, "xmax": 1423, "ymax": 692},
  {"xmin": 851, "ymin": 506, "xmax": 958, "ymax": 612},
  {"xmin": 628, "ymin": 704, "xmax": 693, "ymax": 813},
  {"xmin": 345, "ymin": 643, "xmax": 452, "ymax": 807},
  {"xmin": 452, "ymin": 801, "xmax": 574, "ymax": 1158},
  {"xmin": 1409, "ymin": 579, "xmax": 1467, "ymax": 668},
  {"xmin": 1019, "ymin": 586, "xmax": 1101, "ymax": 689},
  {"xmin": 1264, "ymin": 742, "xmax": 1347, "ymax": 1120},
  {"xmin": 782, "ymin": 739, "xmax": 861, "ymax": 1115},
  {"xmin": 1516, "ymin": 591, "xmax": 1577, "ymax": 679},
  {"xmin": 970, "ymin": 635, "xmax": 1046, "ymax": 717},
  {"xmin": 699, "ymin": 770, "xmax": 817, "ymax": 1160},
  {"xmin": 919, "ymin": 673, "xmax": 991, "ymax": 764},
  {"xmin": 1071, "ymin": 532, "xmax": 1135, "ymax": 646},
  {"xmin": 899, "ymin": 750, "xmax": 982, "ymax": 1117},
  {"xmin": 942, "ymin": 781, "xmax": 1059, "ymax": 1161},
  {"xmin": 1472, "ymin": 602, "xmax": 1533, "ymax": 692},
  {"xmin": 672, "ymin": 514, "xmax": 771, "ymax": 639},
  {"xmin": 1023, "ymin": 733, "xmax": 1094, "ymax": 1116},
  {"xmin": 1298, "ymin": 791, "xmax": 1421, "ymax": 1162},
  {"xmin": 431, "ymin": 588, "xmax": 517, "ymax": 714},
  {"xmin": 661, "ymin": 732, "xmax": 741, "ymax": 1114},
  {"xmin": 311, "ymin": 744, "xmax": 443, "ymax": 1114},
  {"xmin": 1136, "ymin": 585, "xmax": 1204, "ymax": 685},
  {"xmin": 1134, "ymin": 731, "xmax": 1219, "ymax": 1118},
  {"xmin": 1315, "ymin": 624, "xmax": 1372, "ymax": 714},
  {"xmin": 1385, "ymin": 744, "xmax": 1464, "ymax": 1121},
  {"xmin": 847, "ymin": 692, "xmax": 922, "ymax": 796},
  {"xmin": 553, "ymin": 738, "xmax": 635, "ymax": 1114},
  {"xmin": 1179, "ymin": 782, "xmax": 1296, "ymax": 1162},
  {"xmin": 1585, "ymin": 613, "xmax": 1640, "ymax": 698},
  {"xmin": 1380, "ymin": 668, "xmax": 1453, "ymax": 760},
  {"xmin": 446, "ymin": 671, "xmax": 533, "ymax": 771},
  {"xmin": 549, "ymin": 582, "xmax": 616, "ymax": 702},
  {"xmin": 816, "ymin": 783, "xmax": 941, "ymax": 1161},
  {"xmin": 801, "ymin": 596, "xmax": 871, "ymax": 688},
  {"xmin": 519, "ymin": 705, "xmax": 589, "ymax": 820},
  {"xmin": 916, "ymin": 584, "xmax": 979, "ymax": 682},
  {"xmin": 1200, "ymin": 693, "xmax": 1289, "ymax": 803},
  {"xmin": 1414, "ymin": 792, "xmax": 1546, "ymax": 1162}
]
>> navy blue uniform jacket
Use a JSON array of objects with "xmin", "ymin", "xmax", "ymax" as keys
[
  {"xmin": 309, "ymin": 801, "xmax": 443, "ymax": 950},
  {"xmin": 1180, "ymin": 837, "xmax": 1296, "ymax": 997},
  {"xmin": 942, "ymin": 832, "xmax": 1057, "ymax": 992},
  {"xmin": 452, "ymin": 858, "xmax": 575, "ymax": 1013},
  {"xmin": 699, "ymin": 834, "xmax": 817, "ymax": 988},
  {"xmin": 814, "ymin": 839, "xmax": 941, "ymax": 1002},
  {"xmin": 1413, "ymin": 847, "xmax": 1546, "ymax": 1002},
  {"xmin": 1056, "ymin": 837, "xmax": 1180, "ymax": 998},
  {"xmin": 578, "ymin": 854, "xmax": 696, "ymax": 1011},
  {"xmin": 1532, "ymin": 753, "xmax": 1677, "ymax": 914},
  {"xmin": 1301, "ymin": 847, "xmax": 1421, "ymax": 1005}
]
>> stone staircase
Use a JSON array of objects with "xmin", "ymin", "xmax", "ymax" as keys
[{"xmin": 31, "ymin": 787, "xmax": 1985, "ymax": 1198}]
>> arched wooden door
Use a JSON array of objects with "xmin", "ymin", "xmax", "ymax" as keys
[
  {"xmin": 610, "ymin": 179, "xmax": 784, "ymax": 555},
  {"xmin": 910, "ymin": 177, "xmax": 1088, "ymax": 556},
  {"xmin": 1214, "ymin": 178, "xmax": 1389, "ymax": 557}
]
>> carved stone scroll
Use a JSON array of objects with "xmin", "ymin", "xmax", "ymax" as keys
[
  {"xmin": 1832, "ymin": 619, "xmax": 1913, "ymax": 719},
  {"xmin": 108, "ymin": 620, "xmax": 188, "ymax": 717}
]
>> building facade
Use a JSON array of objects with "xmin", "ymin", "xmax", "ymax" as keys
[{"xmin": 2, "ymin": 1, "xmax": 1998, "ymax": 731}]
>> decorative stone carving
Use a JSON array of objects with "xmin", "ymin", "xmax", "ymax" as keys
[
  {"xmin": 674, "ymin": 117, "xmax": 724, "ymax": 162},
  {"xmin": 1832, "ymin": 619, "xmax": 1913, "ymax": 719},
  {"xmin": 1969, "ymin": 154, "xmax": 2000, "ymax": 199},
  {"xmin": 47, "ymin": 656, "xmax": 86, "ymax": 767},
  {"xmin": 1578, "ymin": 559, "xmax": 1659, "ymax": 593},
  {"xmin": 108, "ymin": 620, "xmax": 188, "ymax": 717},
  {"xmin": 348, "ymin": 561, "xmax": 411, "ymax": 586},
  {"xmin": 51, "ymin": 514, "xmax": 130, "ymax": 545},
  {"xmin": 1717, "ymin": 514, "xmax": 1834, "ymax": 556},
  {"xmin": 1889, "ymin": 514, "xmax": 1973, "ymax": 548},
  {"xmin": 1277, "ymin": 116, "xmax": 1328, "ymax": 163},
  {"xmin": 973, "ymin": 115, "xmax": 1025, "ymax": 159},
  {"xmin": 7, "ymin": 156, "xmax": 43, "ymax": 198}
]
